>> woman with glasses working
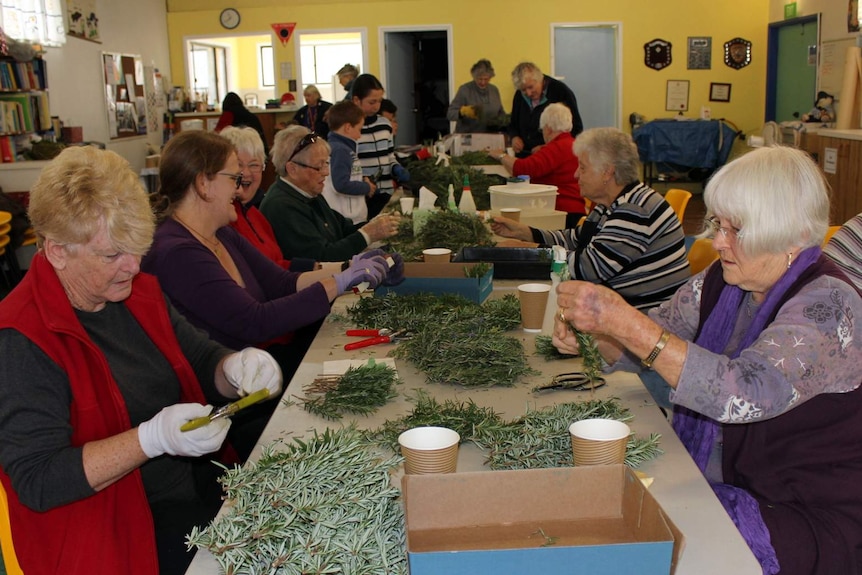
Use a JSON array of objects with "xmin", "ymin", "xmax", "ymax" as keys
[
  {"xmin": 142, "ymin": 131, "xmax": 402, "ymax": 442},
  {"xmin": 555, "ymin": 146, "xmax": 862, "ymax": 575},
  {"xmin": 260, "ymin": 125, "xmax": 400, "ymax": 262}
]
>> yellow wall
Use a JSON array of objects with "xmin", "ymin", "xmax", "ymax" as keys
[{"xmin": 168, "ymin": 0, "xmax": 770, "ymax": 136}]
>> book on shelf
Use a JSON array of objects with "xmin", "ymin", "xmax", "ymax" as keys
[{"xmin": 0, "ymin": 135, "xmax": 17, "ymax": 162}]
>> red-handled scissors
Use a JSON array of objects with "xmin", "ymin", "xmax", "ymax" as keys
[{"xmin": 344, "ymin": 329, "xmax": 409, "ymax": 350}]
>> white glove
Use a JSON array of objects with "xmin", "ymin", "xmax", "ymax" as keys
[
  {"xmin": 138, "ymin": 403, "xmax": 230, "ymax": 458},
  {"xmin": 223, "ymin": 348, "xmax": 283, "ymax": 397}
]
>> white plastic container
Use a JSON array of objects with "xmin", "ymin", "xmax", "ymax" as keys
[{"xmin": 489, "ymin": 184, "xmax": 558, "ymax": 211}]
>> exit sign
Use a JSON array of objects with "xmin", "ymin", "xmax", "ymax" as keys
[{"xmin": 784, "ymin": 2, "xmax": 797, "ymax": 19}]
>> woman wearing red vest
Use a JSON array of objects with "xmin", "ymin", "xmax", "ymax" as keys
[
  {"xmin": 555, "ymin": 146, "xmax": 862, "ymax": 575},
  {"xmin": 0, "ymin": 146, "xmax": 283, "ymax": 575}
]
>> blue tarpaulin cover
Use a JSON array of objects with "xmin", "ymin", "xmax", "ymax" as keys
[{"xmin": 633, "ymin": 119, "xmax": 737, "ymax": 170}]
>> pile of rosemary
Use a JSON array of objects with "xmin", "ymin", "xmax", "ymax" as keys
[
  {"xmin": 187, "ymin": 428, "xmax": 407, "ymax": 574},
  {"xmin": 297, "ymin": 360, "xmax": 400, "ymax": 420},
  {"xmin": 388, "ymin": 208, "xmax": 495, "ymax": 261},
  {"xmin": 367, "ymin": 392, "xmax": 662, "ymax": 470},
  {"xmin": 339, "ymin": 292, "xmax": 533, "ymax": 387},
  {"xmin": 401, "ymin": 154, "xmax": 503, "ymax": 210}
]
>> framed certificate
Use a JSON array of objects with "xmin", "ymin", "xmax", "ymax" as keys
[
  {"xmin": 709, "ymin": 82, "xmax": 732, "ymax": 102},
  {"xmin": 665, "ymin": 80, "xmax": 690, "ymax": 112}
]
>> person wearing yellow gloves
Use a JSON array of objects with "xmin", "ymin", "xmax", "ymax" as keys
[{"xmin": 447, "ymin": 59, "xmax": 505, "ymax": 133}]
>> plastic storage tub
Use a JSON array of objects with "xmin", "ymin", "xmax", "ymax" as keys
[{"xmin": 489, "ymin": 184, "xmax": 558, "ymax": 211}]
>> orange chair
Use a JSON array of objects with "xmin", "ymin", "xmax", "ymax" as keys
[
  {"xmin": 687, "ymin": 237, "xmax": 719, "ymax": 275},
  {"xmin": 0, "ymin": 481, "xmax": 23, "ymax": 574},
  {"xmin": 664, "ymin": 188, "xmax": 692, "ymax": 224},
  {"xmin": 823, "ymin": 225, "xmax": 841, "ymax": 246}
]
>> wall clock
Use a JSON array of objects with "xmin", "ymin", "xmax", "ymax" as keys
[{"xmin": 219, "ymin": 8, "xmax": 241, "ymax": 30}]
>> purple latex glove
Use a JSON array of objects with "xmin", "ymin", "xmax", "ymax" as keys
[
  {"xmin": 382, "ymin": 252, "xmax": 405, "ymax": 286},
  {"xmin": 355, "ymin": 248, "xmax": 386, "ymax": 262},
  {"xmin": 334, "ymin": 255, "xmax": 389, "ymax": 295}
]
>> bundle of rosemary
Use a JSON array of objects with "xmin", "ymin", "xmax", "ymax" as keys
[
  {"xmin": 368, "ymin": 393, "xmax": 662, "ymax": 470},
  {"xmin": 534, "ymin": 334, "xmax": 578, "ymax": 360},
  {"xmin": 297, "ymin": 360, "xmax": 400, "ymax": 420},
  {"xmin": 401, "ymin": 156, "xmax": 503, "ymax": 210},
  {"xmin": 388, "ymin": 209, "xmax": 495, "ymax": 261},
  {"xmin": 187, "ymin": 428, "xmax": 407, "ymax": 574}
]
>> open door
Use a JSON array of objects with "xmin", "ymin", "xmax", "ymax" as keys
[
  {"xmin": 765, "ymin": 14, "xmax": 820, "ymax": 122},
  {"xmin": 381, "ymin": 26, "xmax": 453, "ymax": 146}
]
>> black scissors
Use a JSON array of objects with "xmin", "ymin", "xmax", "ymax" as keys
[{"xmin": 533, "ymin": 372, "xmax": 606, "ymax": 393}]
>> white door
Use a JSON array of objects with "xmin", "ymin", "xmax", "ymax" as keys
[{"xmin": 552, "ymin": 24, "xmax": 621, "ymax": 130}]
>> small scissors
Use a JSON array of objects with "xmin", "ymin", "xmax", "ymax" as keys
[
  {"xmin": 533, "ymin": 372, "xmax": 606, "ymax": 393},
  {"xmin": 344, "ymin": 328, "xmax": 409, "ymax": 351}
]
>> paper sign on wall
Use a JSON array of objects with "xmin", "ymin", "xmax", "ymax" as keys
[{"xmin": 824, "ymin": 147, "xmax": 838, "ymax": 174}]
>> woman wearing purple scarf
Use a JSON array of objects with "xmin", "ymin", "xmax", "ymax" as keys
[{"xmin": 555, "ymin": 146, "xmax": 862, "ymax": 575}]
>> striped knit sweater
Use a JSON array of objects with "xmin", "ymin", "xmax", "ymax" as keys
[
  {"xmin": 824, "ymin": 214, "xmax": 862, "ymax": 292},
  {"xmin": 357, "ymin": 114, "xmax": 397, "ymax": 196},
  {"xmin": 534, "ymin": 181, "xmax": 690, "ymax": 310}
]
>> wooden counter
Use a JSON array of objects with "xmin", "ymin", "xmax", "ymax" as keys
[
  {"xmin": 817, "ymin": 129, "xmax": 862, "ymax": 225},
  {"xmin": 185, "ymin": 285, "xmax": 760, "ymax": 575}
]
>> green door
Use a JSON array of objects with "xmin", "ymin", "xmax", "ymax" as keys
[{"xmin": 775, "ymin": 22, "xmax": 818, "ymax": 122}]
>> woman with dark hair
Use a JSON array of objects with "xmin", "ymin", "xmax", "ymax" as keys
[
  {"xmin": 215, "ymin": 92, "xmax": 267, "ymax": 151},
  {"xmin": 447, "ymin": 58, "xmax": 505, "ymax": 133},
  {"xmin": 352, "ymin": 74, "xmax": 409, "ymax": 219}
]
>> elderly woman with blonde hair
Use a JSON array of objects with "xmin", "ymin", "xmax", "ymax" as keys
[
  {"xmin": 293, "ymin": 84, "xmax": 332, "ymax": 138},
  {"xmin": 490, "ymin": 102, "xmax": 585, "ymax": 226},
  {"xmin": 0, "ymin": 145, "xmax": 283, "ymax": 574},
  {"xmin": 446, "ymin": 58, "xmax": 505, "ymax": 133},
  {"xmin": 555, "ymin": 145, "xmax": 862, "ymax": 575}
]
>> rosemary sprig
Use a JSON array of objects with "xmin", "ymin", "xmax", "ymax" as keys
[
  {"xmin": 297, "ymin": 360, "xmax": 400, "ymax": 420},
  {"xmin": 575, "ymin": 330, "xmax": 604, "ymax": 384},
  {"xmin": 187, "ymin": 428, "xmax": 408, "ymax": 574},
  {"xmin": 534, "ymin": 334, "xmax": 578, "ymax": 360}
]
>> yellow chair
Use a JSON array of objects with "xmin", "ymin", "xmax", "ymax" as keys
[
  {"xmin": 0, "ymin": 467, "xmax": 22, "ymax": 574},
  {"xmin": 823, "ymin": 225, "xmax": 841, "ymax": 246},
  {"xmin": 664, "ymin": 188, "xmax": 692, "ymax": 224},
  {"xmin": 687, "ymin": 237, "xmax": 719, "ymax": 275}
]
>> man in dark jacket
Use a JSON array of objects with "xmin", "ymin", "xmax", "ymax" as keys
[{"xmin": 508, "ymin": 62, "xmax": 583, "ymax": 157}]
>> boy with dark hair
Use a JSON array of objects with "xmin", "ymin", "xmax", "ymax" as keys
[
  {"xmin": 322, "ymin": 101, "xmax": 376, "ymax": 225},
  {"xmin": 379, "ymin": 99, "xmax": 399, "ymax": 138}
]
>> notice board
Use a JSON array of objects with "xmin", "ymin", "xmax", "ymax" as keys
[{"xmin": 102, "ymin": 52, "xmax": 147, "ymax": 139}]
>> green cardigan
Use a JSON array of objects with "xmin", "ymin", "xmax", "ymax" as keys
[{"xmin": 260, "ymin": 177, "xmax": 368, "ymax": 262}]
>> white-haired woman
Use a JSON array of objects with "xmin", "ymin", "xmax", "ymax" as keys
[
  {"xmin": 555, "ymin": 145, "xmax": 862, "ymax": 575},
  {"xmin": 492, "ymin": 127, "xmax": 689, "ymax": 311},
  {"xmin": 446, "ymin": 58, "xmax": 505, "ymax": 133},
  {"xmin": 490, "ymin": 102, "xmax": 585, "ymax": 226},
  {"xmin": 508, "ymin": 61, "xmax": 583, "ymax": 156},
  {"xmin": 293, "ymin": 85, "xmax": 332, "ymax": 139}
]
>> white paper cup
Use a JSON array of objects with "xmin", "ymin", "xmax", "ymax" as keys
[
  {"xmin": 422, "ymin": 247, "xmax": 452, "ymax": 263},
  {"xmin": 518, "ymin": 283, "xmax": 551, "ymax": 332},
  {"xmin": 500, "ymin": 208, "xmax": 521, "ymax": 222},
  {"xmin": 398, "ymin": 426, "xmax": 460, "ymax": 474},
  {"xmin": 569, "ymin": 419, "xmax": 630, "ymax": 466},
  {"xmin": 400, "ymin": 196, "xmax": 414, "ymax": 215}
]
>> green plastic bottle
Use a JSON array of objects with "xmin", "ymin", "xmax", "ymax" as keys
[{"xmin": 447, "ymin": 183, "xmax": 458, "ymax": 212}]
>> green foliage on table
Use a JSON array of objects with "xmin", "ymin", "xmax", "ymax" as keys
[
  {"xmin": 535, "ymin": 334, "xmax": 578, "ymax": 360},
  {"xmin": 188, "ymin": 428, "xmax": 408, "ymax": 574},
  {"xmin": 368, "ymin": 393, "xmax": 662, "ymax": 470},
  {"xmin": 298, "ymin": 360, "xmax": 400, "ymax": 420},
  {"xmin": 388, "ymin": 209, "xmax": 495, "ymax": 261},
  {"xmin": 401, "ymin": 155, "xmax": 505, "ymax": 211}
]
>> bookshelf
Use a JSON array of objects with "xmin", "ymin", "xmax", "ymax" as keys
[{"xmin": 0, "ymin": 57, "xmax": 51, "ymax": 163}]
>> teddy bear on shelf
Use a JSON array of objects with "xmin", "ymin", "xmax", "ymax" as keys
[{"xmin": 802, "ymin": 91, "xmax": 835, "ymax": 123}]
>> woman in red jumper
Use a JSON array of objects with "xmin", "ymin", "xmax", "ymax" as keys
[
  {"xmin": 491, "ymin": 102, "xmax": 586, "ymax": 227},
  {"xmin": 0, "ymin": 146, "xmax": 282, "ymax": 575}
]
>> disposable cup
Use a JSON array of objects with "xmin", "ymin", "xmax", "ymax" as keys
[
  {"xmin": 518, "ymin": 283, "xmax": 551, "ymax": 332},
  {"xmin": 398, "ymin": 426, "xmax": 460, "ymax": 475},
  {"xmin": 400, "ymin": 196, "xmax": 414, "ymax": 215},
  {"xmin": 568, "ymin": 419, "xmax": 630, "ymax": 466},
  {"xmin": 500, "ymin": 208, "xmax": 521, "ymax": 222},
  {"xmin": 422, "ymin": 247, "xmax": 452, "ymax": 263}
]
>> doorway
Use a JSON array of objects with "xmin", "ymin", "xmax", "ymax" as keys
[
  {"xmin": 380, "ymin": 26, "xmax": 453, "ymax": 146},
  {"xmin": 765, "ymin": 15, "xmax": 819, "ymax": 122},
  {"xmin": 294, "ymin": 30, "xmax": 368, "ymax": 103},
  {"xmin": 552, "ymin": 23, "xmax": 621, "ymax": 129}
]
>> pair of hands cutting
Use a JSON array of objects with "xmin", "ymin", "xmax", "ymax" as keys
[
  {"xmin": 137, "ymin": 348, "xmax": 282, "ymax": 459},
  {"xmin": 333, "ymin": 249, "xmax": 405, "ymax": 296}
]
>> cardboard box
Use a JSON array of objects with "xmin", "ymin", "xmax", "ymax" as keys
[
  {"xmin": 374, "ymin": 262, "xmax": 493, "ymax": 304},
  {"xmin": 403, "ymin": 466, "xmax": 683, "ymax": 575},
  {"xmin": 489, "ymin": 184, "xmax": 559, "ymax": 211},
  {"xmin": 61, "ymin": 126, "xmax": 83, "ymax": 143}
]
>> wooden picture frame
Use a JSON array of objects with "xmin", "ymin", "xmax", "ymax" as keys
[
  {"xmin": 665, "ymin": 80, "xmax": 690, "ymax": 112},
  {"xmin": 709, "ymin": 82, "xmax": 732, "ymax": 102}
]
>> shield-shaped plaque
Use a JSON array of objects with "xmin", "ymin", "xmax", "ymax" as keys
[
  {"xmin": 724, "ymin": 38, "xmax": 751, "ymax": 70},
  {"xmin": 644, "ymin": 39, "xmax": 672, "ymax": 71}
]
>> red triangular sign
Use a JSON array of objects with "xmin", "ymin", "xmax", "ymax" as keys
[{"xmin": 271, "ymin": 23, "xmax": 296, "ymax": 46}]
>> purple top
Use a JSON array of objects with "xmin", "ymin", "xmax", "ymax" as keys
[{"xmin": 141, "ymin": 219, "xmax": 332, "ymax": 350}]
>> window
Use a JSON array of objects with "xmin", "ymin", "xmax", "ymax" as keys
[
  {"xmin": 298, "ymin": 33, "xmax": 363, "ymax": 103},
  {"xmin": 259, "ymin": 45, "xmax": 274, "ymax": 87},
  {"xmin": 0, "ymin": 0, "xmax": 65, "ymax": 46},
  {"xmin": 188, "ymin": 42, "xmax": 227, "ymax": 106}
]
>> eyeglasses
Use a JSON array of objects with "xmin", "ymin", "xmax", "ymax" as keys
[
  {"xmin": 218, "ymin": 172, "xmax": 244, "ymax": 190},
  {"xmin": 291, "ymin": 160, "xmax": 330, "ymax": 172},
  {"xmin": 240, "ymin": 162, "xmax": 264, "ymax": 174},
  {"xmin": 704, "ymin": 217, "xmax": 743, "ymax": 241},
  {"xmin": 287, "ymin": 132, "xmax": 320, "ymax": 163}
]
